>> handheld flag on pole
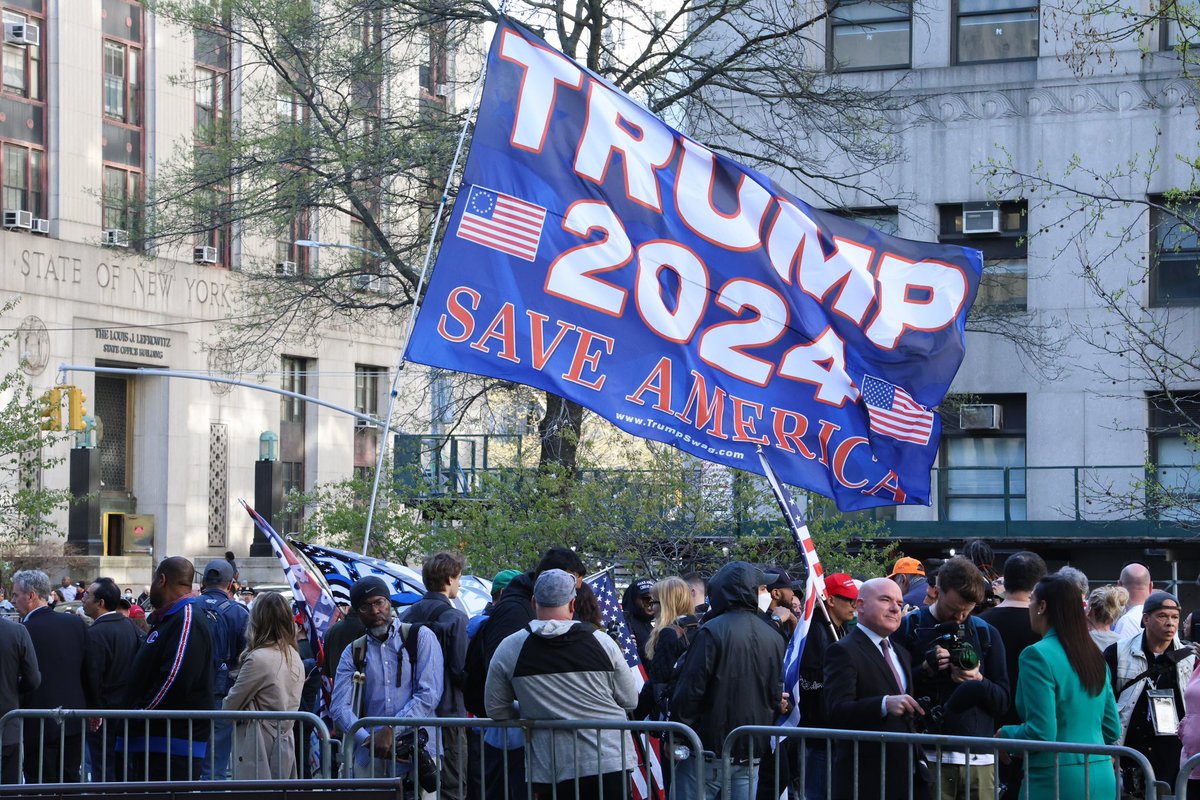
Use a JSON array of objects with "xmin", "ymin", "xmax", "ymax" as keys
[
  {"xmin": 756, "ymin": 449, "xmax": 838, "ymax": 728},
  {"xmin": 240, "ymin": 499, "xmax": 342, "ymax": 659},
  {"xmin": 584, "ymin": 570, "xmax": 665, "ymax": 800}
]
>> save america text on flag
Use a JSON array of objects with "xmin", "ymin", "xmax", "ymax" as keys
[{"xmin": 406, "ymin": 19, "xmax": 982, "ymax": 511}]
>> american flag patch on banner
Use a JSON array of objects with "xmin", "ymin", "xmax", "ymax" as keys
[
  {"xmin": 861, "ymin": 374, "xmax": 935, "ymax": 446},
  {"xmin": 456, "ymin": 185, "xmax": 547, "ymax": 261}
]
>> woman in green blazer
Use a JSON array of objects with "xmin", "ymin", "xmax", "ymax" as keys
[{"xmin": 998, "ymin": 574, "xmax": 1121, "ymax": 799}]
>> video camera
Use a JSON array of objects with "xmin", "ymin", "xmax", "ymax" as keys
[{"xmin": 925, "ymin": 621, "xmax": 979, "ymax": 672}]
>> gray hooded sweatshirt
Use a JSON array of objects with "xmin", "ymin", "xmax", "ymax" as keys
[{"xmin": 485, "ymin": 618, "xmax": 639, "ymax": 782}]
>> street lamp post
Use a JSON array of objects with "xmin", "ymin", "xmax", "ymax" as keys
[{"xmin": 293, "ymin": 239, "xmax": 386, "ymax": 259}]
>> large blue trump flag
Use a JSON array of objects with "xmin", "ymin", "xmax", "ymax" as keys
[{"xmin": 406, "ymin": 19, "xmax": 983, "ymax": 511}]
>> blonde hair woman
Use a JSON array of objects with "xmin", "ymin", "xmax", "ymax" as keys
[
  {"xmin": 645, "ymin": 577, "xmax": 698, "ymax": 720},
  {"xmin": 1086, "ymin": 585, "xmax": 1128, "ymax": 651},
  {"xmin": 221, "ymin": 591, "xmax": 304, "ymax": 779}
]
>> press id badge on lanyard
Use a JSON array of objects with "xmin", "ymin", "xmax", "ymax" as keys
[{"xmin": 1146, "ymin": 688, "xmax": 1180, "ymax": 735}]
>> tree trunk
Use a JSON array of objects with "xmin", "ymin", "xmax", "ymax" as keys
[{"xmin": 538, "ymin": 392, "xmax": 584, "ymax": 471}]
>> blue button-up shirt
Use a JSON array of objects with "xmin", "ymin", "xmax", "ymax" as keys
[{"xmin": 331, "ymin": 618, "xmax": 444, "ymax": 771}]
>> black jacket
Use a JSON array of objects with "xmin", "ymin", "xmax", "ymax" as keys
[
  {"xmin": 892, "ymin": 607, "xmax": 1009, "ymax": 740},
  {"xmin": 481, "ymin": 571, "xmax": 535, "ymax": 664},
  {"xmin": 671, "ymin": 562, "xmax": 784, "ymax": 756},
  {"xmin": 87, "ymin": 612, "xmax": 143, "ymax": 710},
  {"xmin": 22, "ymin": 605, "xmax": 88, "ymax": 741},
  {"xmin": 646, "ymin": 616, "xmax": 697, "ymax": 719},
  {"xmin": 123, "ymin": 596, "xmax": 214, "ymax": 754},
  {"xmin": 621, "ymin": 582, "xmax": 654, "ymax": 666},
  {"xmin": 824, "ymin": 627, "xmax": 927, "ymax": 800},
  {"xmin": 323, "ymin": 615, "xmax": 365, "ymax": 682}
]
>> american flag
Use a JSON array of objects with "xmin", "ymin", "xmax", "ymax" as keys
[
  {"xmin": 456, "ymin": 185, "xmax": 547, "ymax": 261},
  {"xmin": 585, "ymin": 570, "xmax": 664, "ymax": 800},
  {"xmin": 861, "ymin": 374, "xmax": 935, "ymax": 446},
  {"xmin": 757, "ymin": 450, "xmax": 828, "ymax": 729}
]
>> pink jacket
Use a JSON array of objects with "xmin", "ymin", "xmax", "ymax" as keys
[{"xmin": 1179, "ymin": 667, "xmax": 1200, "ymax": 778}]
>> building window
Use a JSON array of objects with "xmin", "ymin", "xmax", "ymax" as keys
[
  {"xmin": 1149, "ymin": 196, "xmax": 1200, "ymax": 306},
  {"xmin": 2, "ymin": 8, "xmax": 41, "ymax": 100},
  {"xmin": 419, "ymin": 24, "xmax": 449, "ymax": 100},
  {"xmin": 275, "ymin": 214, "xmax": 310, "ymax": 274},
  {"xmin": 938, "ymin": 201, "xmax": 1028, "ymax": 310},
  {"xmin": 280, "ymin": 460, "xmax": 304, "ymax": 534},
  {"xmin": 1149, "ymin": 392, "xmax": 1200, "ymax": 520},
  {"xmin": 939, "ymin": 394, "xmax": 1026, "ymax": 521},
  {"xmin": 102, "ymin": 165, "xmax": 140, "ymax": 234},
  {"xmin": 354, "ymin": 365, "xmax": 383, "ymax": 471},
  {"xmin": 355, "ymin": 365, "xmax": 383, "ymax": 418},
  {"xmin": 2, "ymin": 143, "xmax": 42, "ymax": 216},
  {"xmin": 954, "ymin": 0, "xmax": 1038, "ymax": 64},
  {"xmin": 195, "ymin": 67, "xmax": 228, "ymax": 145},
  {"xmin": 281, "ymin": 356, "xmax": 308, "ymax": 423},
  {"xmin": 103, "ymin": 40, "xmax": 141, "ymax": 125},
  {"xmin": 828, "ymin": 0, "xmax": 912, "ymax": 70}
]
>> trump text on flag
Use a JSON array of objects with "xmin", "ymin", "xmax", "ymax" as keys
[{"xmin": 407, "ymin": 21, "xmax": 982, "ymax": 512}]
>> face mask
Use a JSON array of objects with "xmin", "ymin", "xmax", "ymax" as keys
[
  {"xmin": 124, "ymin": 592, "xmax": 132, "ymax": 599},
  {"xmin": 758, "ymin": 591, "xmax": 772, "ymax": 613}
]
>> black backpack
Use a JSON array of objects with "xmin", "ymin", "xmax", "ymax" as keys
[
  {"xmin": 462, "ymin": 615, "xmax": 490, "ymax": 717},
  {"xmin": 198, "ymin": 595, "xmax": 241, "ymax": 696}
]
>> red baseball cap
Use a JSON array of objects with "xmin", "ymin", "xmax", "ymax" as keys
[
  {"xmin": 825, "ymin": 573, "xmax": 858, "ymax": 601},
  {"xmin": 128, "ymin": 604, "xmax": 145, "ymax": 619}
]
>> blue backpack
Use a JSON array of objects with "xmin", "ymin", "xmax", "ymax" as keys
[{"xmin": 198, "ymin": 594, "xmax": 243, "ymax": 696}]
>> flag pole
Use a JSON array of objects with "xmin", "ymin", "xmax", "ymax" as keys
[{"xmin": 755, "ymin": 448, "xmax": 840, "ymax": 643}]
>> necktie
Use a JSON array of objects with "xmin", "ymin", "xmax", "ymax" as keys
[{"xmin": 880, "ymin": 639, "xmax": 905, "ymax": 692}]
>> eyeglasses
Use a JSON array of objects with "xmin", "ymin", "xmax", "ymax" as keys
[{"xmin": 357, "ymin": 597, "xmax": 391, "ymax": 615}]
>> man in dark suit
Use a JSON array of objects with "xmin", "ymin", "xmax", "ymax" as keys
[
  {"xmin": 82, "ymin": 576, "xmax": 142, "ymax": 781},
  {"xmin": 13, "ymin": 569, "xmax": 89, "ymax": 783},
  {"xmin": 824, "ymin": 577, "xmax": 928, "ymax": 800}
]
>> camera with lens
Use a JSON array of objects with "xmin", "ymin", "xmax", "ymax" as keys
[
  {"xmin": 911, "ymin": 695, "xmax": 945, "ymax": 733},
  {"xmin": 926, "ymin": 622, "xmax": 979, "ymax": 672},
  {"xmin": 394, "ymin": 728, "xmax": 439, "ymax": 793}
]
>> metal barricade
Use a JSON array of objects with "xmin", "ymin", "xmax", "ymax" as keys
[
  {"xmin": 0, "ymin": 708, "xmax": 331, "ymax": 784},
  {"xmin": 342, "ymin": 715, "xmax": 705, "ymax": 800},
  {"xmin": 1177, "ymin": 752, "xmax": 1200, "ymax": 799},
  {"xmin": 724, "ymin": 725, "xmax": 1159, "ymax": 800}
]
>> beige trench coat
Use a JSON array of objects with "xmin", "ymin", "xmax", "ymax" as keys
[{"xmin": 221, "ymin": 644, "xmax": 304, "ymax": 780}]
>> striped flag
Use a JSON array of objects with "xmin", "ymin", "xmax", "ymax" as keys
[
  {"xmin": 585, "ymin": 570, "xmax": 664, "ymax": 800},
  {"xmin": 861, "ymin": 374, "xmax": 935, "ymax": 446},
  {"xmin": 241, "ymin": 499, "xmax": 342, "ymax": 656},
  {"xmin": 757, "ymin": 450, "xmax": 827, "ymax": 729},
  {"xmin": 456, "ymin": 185, "xmax": 547, "ymax": 261},
  {"xmin": 287, "ymin": 538, "xmax": 492, "ymax": 617}
]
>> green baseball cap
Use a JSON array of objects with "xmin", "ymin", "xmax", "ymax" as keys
[{"xmin": 491, "ymin": 569, "xmax": 522, "ymax": 595}]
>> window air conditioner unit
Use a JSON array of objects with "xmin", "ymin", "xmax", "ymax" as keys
[
  {"xmin": 434, "ymin": 83, "xmax": 449, "ymax": 97},
  {"xmin": 3, "ymin": 209, "xmax": 32, "ymax": 229},
  {"xmin": 276, "ymin": 260, "xmax": 298, "ymax": 277},
  {"xmin": 354, "ymin": 417, "xmax": 373, "ymax": 427},
  {"xmin": 102, "ymin": 228, "xmax": 130, "ymax": 247},
  {"xmin": 962, "ymin": 208, "xmax": 1001, "ymax": 235},
  {"xmin": 193, "ymin": 245, "xmax": 218, "ymax": 264},
  {"xmin": 959, "ymin": 403, "xmax": 1003, "ymax": 431},
  {"xmin": 4, "ymin": 22, "xmax": 39, "ymax": 47},
  {"xmin": 30, "ymin": 217, "xmax": 49, "ymax": 235}
]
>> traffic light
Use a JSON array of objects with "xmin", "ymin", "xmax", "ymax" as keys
[
  {"xmin": 38, "ymin": 388, "xmax": 62, "ymax": 432},
  {"xmin": 67, "ymin": 386, "xmax": 87, "ymax": 432}
]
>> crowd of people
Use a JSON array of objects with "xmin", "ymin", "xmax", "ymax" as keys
[{"xmin": 0, "ymin": 544, "xmax": 1198, "ymax": 800}]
